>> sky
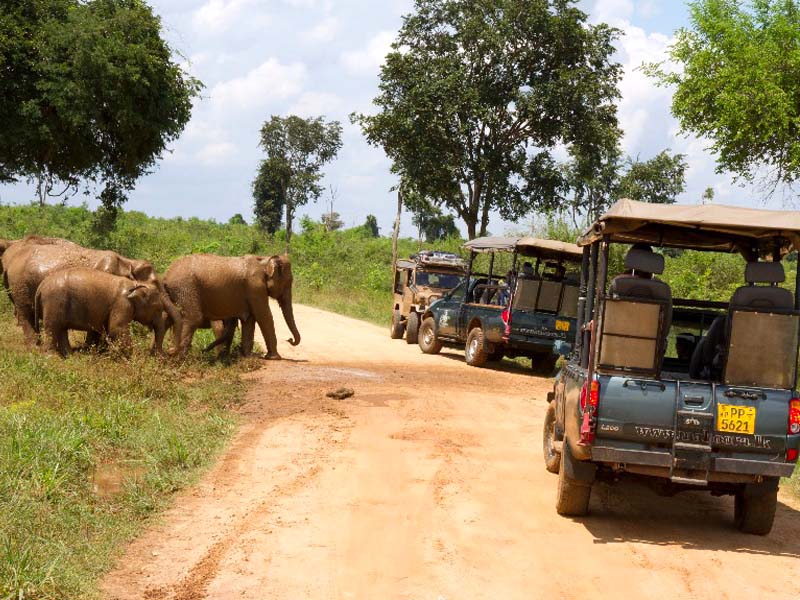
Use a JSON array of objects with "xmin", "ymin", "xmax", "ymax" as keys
[{"xmin": 0, "ymin": 0, "xmax": 787, "ymax": 236}]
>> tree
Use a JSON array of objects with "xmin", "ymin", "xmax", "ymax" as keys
[
  {"xmin": 532, "ymin": 149, "xmax": 688, "ymax": 227},
  {"xmin": 646, "ymin": 0, "xmax": 800, "ymax": 192},
  {"xmin": 0, "ymin": 0, "xmax": 201, "ymax": 214},
  {"xmin": 617, "ymin": 151, "xmax": 689, "ymax": 204},
  {"xmin": 252, "ymin": 165, "xmax": 284, "ymax": 234},
  {"xmin": 228, "ymin": 214, "xmax": 247, "ymax": 225},
  {"xmin": 702, "ymin": 187, "xmax": 715, "ymax": 204},
  {"xmin": 411, "ymin": 201, "xmax": 460, "ymax": 242},
  {"xmin": 353, "ymin": 0, "xmax": 621, "ymax": 239},
  {"xmin": 321, "ymin": 211, "xmax": 344, "ymax": 232},
  {"xmin": 257, "ymin": 115, "xmax": 343, "ymax": 251},
  {"xmin": 364, "ymin": 215, "xmax": 380, "ymax": 237}
]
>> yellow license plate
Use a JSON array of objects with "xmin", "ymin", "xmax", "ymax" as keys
[
  {"xmin": 717, "ymin": 404, "xmax": 756, "ymax": 435},
  {"xmin": 555, "ymin": 320, "xmax": 570, "ymax": 332}
]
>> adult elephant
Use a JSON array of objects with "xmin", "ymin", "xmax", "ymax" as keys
[
  {"xmin": 35, "ymin": 267, "xmax": 166, "ymax": 357},
  {"xmin": 163, "ymin": 254, "xmax": 299, "ymax": 358},
  {"xmin": 3, "ymin": 241, "xmax": 181, "ymax": 347}
]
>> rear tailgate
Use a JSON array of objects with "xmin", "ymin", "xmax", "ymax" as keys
[{"xmin": 507, "ymin": 310, "xmax": 574, "ymax": 350}]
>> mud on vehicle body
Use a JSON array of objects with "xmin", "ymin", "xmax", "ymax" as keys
[
  {"xmin": 545, "ymin": 199, "xmax": 800, "ymax": 535},
  {"xmin": 419, "ymin": 237, "xmax": 583, "ymax": 374},
  {"xmin": 391, "ymin": 250, "xmax": 466, "ymax": 344}
]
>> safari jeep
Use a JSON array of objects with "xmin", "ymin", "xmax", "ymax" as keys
[
  {"xmin": 391, "ymin": 250, "xmax": 465, "ymax": 344},
  {"xmin": 418, "ymin": 237, "xmax": 583, "ymax": 373},
  {"xmin": 544, "ymin": 199, "xmax": 800, "ymax": 535}
]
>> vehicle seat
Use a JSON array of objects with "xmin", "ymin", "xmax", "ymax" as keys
[
  {"xmin": 730, "ymin": 261, "xmax": 793, "ymax": 311},
  {"xmin": 609, "ymin": 248, "xmax": 673, "ymax": 338},
  {"xmin": 689, "ymin": 315, "xmax": 726, "ymax": 380}
]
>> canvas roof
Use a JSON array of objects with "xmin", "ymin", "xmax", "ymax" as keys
[
  {"xmin": 463, "ymin": 237, "xmax": 584, "ymax": 261},
  {"xmin": 578, "ymin": 199, "xmax": 800, "ymax": 256}
]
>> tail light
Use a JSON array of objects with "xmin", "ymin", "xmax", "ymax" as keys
[
  {"xmin": 579, "ymin": 380, "xmax": 600, "ymax": 446},
  {"xmin": 789, "ymin": 398, "xmax": 800, "ymax": 435},
  {"xmin": 788, "ymin": 448, "xmax": 799, "ymax": 463},
  {"xmin": 501, "ymin": 308, "xmax": 511, "ymax": 337}
]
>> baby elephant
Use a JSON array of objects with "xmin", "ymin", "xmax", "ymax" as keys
[{"xmin": 35, "ymin": 267, "xmax": 165, "ymax": 357}]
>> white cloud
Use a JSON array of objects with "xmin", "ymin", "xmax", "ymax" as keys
[
  {"xmin": 210, "ymin": 58, "xmax": 307, "ymax": 111},
  {"xmin": 191, "ymin": 0, "xmax": 259, "ymax": 35},
  {"xmin": 287, "ymin": 91, "xmax": 343, "ymax": 117},
  {"xmin": 196, "ymin": 141, "xmax": 238, "ymax": 165},
  {"xmin": 591, "ymin": 0, "xmax": 634, "ymax": 25},
  {"xmin": 303, "ymin": 16, "xmax": 340, "ymax": 43},
  {"xmin": 340, "ymin": 31, "xmax": 395, "ymax": 75}
]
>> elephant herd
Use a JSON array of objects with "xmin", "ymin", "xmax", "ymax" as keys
[{"xmin": 0, "ymin": 235, "xmax": 301, "ymax": 358}]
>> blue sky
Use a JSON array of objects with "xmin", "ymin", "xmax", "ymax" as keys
[{"xmin": 0, "ymin": 0, "xmax": 781, "ymax": 236}]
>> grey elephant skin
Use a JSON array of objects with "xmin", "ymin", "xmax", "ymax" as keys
[
  {"xmin": 163, "ymin": 253, "xmax": 300, "ymax": 358},
  {"xmin": 34, "ymin": 267, "xmax": 166, "ymax": 357},
  {"xmin": 2, "ymin": 237, "xmax": 181, "ymax": 346}
]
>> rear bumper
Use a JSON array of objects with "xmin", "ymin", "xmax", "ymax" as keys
[
  {"xmin": 591, "ymin": 446, "xmax": 796, "ymax": 479},
  {"xmin": 505, "ymin": 335, "xmax": 571, "ymax": 356}
]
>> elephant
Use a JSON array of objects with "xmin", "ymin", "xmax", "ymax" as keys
[
  {"xmin": 34, "ymin": 267, "xmax": 166, "ymax": 357},
  {"xmin": 3, "ymin": 241, "xmax": 181, "ymax": 347},
  {"xmin": 163, "ymin": 253, "xmax": 299, "ymax": 358}
]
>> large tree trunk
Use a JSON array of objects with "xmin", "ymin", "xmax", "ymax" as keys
[
  {"xmin": 285, "ymin": 202, "xmax": 293, "ymax": 254},
  {"xmin": 278, "ymin": 289, "xmax": 301, "ymax": 346},
  {"xmin": 392, "ymin": 190, "xmax": 402, "ymax": 271}
]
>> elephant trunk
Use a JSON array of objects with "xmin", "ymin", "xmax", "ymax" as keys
[
  {"xmin": 154, "ymin": 279, "xmax": 182, "ymax": 348},
  {"xmin": 278, "ymin": 290, "xmax": 300, "ymax": 346}
]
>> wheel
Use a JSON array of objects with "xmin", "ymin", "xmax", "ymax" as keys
[
  {"xmin": 406, "ymin": 312, "xmax": 420, "ymax": 344},
  {"xmin": 543, "ymin": 402, "xmax": 561, "ymax": 474},
  {"xmin": 734, "ymin": 478, "xmax": 778, "ymax": 535},
  {"xmin": 555, "ymin": 440, "xmax": 593, "ymax": 516},
  {"xmin": 390, "ymin": 310, "xmax": 405, "ymax": 339},
  {"xmin": 418, "ymin": 316, "xmax": 443, "ymax": 354},
  {"xmin": 531, "ymin": 352, "xmax": 558, "ymax": 376},
  {"xmin": 464, "ymin": 327, "xmax": 489, "ymax": 367}
]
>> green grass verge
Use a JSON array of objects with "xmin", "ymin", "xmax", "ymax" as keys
[{"xmin": 0, "ymin": 293, "xmax": 260, "ymax": 599}]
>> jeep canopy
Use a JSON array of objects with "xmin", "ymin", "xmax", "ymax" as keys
[
  {"xmin": 463, "ymin": 237, "xmax": 583, "ymax": 261},
  {"xmin": 578, "ymin": 198, "xmax": 800, "ymax": 256}
]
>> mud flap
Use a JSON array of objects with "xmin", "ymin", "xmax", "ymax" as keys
[{"xmin": 562, "ymin": 439, "xmax": 597, "ymax": 483}]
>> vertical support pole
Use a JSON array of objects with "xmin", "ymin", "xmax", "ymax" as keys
[
  {"xmin": 587, "ymin": 239, "xmax": 609, "ymax": 383},
  {"xmin": 574, "ymin": 246, "xmax": 590, "ymax": 361},
  {"xmin": 488, "ymin": 252, "xmax": 495, "ymax": 284},
  {"xmin": 582, "ymin": 242, "xmax": 599, "ymax": 369}
]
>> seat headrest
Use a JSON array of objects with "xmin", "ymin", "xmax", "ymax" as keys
[
  {"xmin": 745, "ymin": 261, "xmax": 785, "ymax": 284},
  {"xmin": 625, "ymin": 248, "xmax": 665, "ymax": 275}
]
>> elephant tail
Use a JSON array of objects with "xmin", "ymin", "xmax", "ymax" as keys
[{"xmin": 33, "ymin": 285, "xmax": 42, "ymax": 334}]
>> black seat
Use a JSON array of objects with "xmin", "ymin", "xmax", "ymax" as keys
[
  {"xmin": 690, "ymin": 261, "xmax": 793, "ymax": 380},
  {"xmin": 609, "ymin": 248, "xmax": 673, "ymax": 338}
]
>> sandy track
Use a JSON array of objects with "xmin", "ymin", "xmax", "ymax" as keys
[{"xmin": 102, "ymin": 304, "xmax": 800, "ymax": 600}]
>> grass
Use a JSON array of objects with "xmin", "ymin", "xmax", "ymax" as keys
[{"xmin": 0, "ymin": 291, "xmax": 261, "ymax": 599}]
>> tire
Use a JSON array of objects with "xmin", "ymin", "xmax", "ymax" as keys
[
  {"xmin": 734, "ymin": 478, "xmax": 779, "ymax": 535},
  {"xmin": 531, "ymin": 352, "xmax": 558, "ymax": 376},
  {"xmin": 543, "ymin": 402, "xmax": 561, "ymax": 474},
  {"xmin": 418, "ymin": 316, "xmax": 443, "ymax": 354},
  {"xmin": 555, "ymin": 440, "xmax": 593, "ymax": 516},
  {"xmin": 464, "ymin": 327, "xmax": 489, "ymax": 367},
  {"xmin": 390, "ymin": 310, "xmax": 405, "ymax": 339},
  {"xmin": 406, "ymin": 312, "xmax": 420, "ymax": 344}
]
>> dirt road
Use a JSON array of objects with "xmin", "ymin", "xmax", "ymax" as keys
[{"xmin": 103, "ymin": 305, "xmax": 800, "ymax": 600}]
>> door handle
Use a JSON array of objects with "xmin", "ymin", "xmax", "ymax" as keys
[{"xmin": 683, "ymin": 395, "xmax": 705, "ymax": 406}]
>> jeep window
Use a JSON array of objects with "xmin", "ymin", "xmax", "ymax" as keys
[
  {"xmin": 447, "ymin": 280, "xmax": 467, "ymax": 301},
  {"xmin": 416, "ymin": 271, "xmax": 461, "ymax": 289}
]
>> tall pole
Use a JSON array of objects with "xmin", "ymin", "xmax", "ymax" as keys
[{"xmin": 392, "ymin": 189, "xmax": 403, "ymax": 272}]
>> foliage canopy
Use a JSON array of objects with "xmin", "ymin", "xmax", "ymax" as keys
[
  {"xmin": 354, "ymin": 0, "xmax": 622, "ymax": 238},
  {"xmin": 646, "ymin": 0, "xmax": 800, "ymax": 191},
  {"xmin": 0, "ymin": 0, "xmax": 201, "ymax": 210}
]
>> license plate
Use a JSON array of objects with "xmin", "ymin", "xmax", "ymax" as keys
[
  {"xmin": 717, "ymin": 404, "xmax": 756, "ymax": 435},
  {"xmin": 555, "ymin": 320, "xmax": 570, "ymax": 332}
]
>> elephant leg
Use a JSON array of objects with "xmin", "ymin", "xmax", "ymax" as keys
[
  {"xmin": 17, "ymin": 304, "xmax": 39, "ymax": 346},
  {"xmin": 252, "ymin": 303, "xmax": 280, "ymax": 360},
  {"xmin": 240, "ymin": 317, "xmax": 256, "ymax": 357},
  {"xmin": 206, "ymin": 319, "xmax": 236, "ymax": 356},
  {"xmin": 54, "ymin": 327, "xmax": 70, "ymax": 358},
  {"xmin": 84, "ymin": 330, "xmax": 102, "ymax": 349}
]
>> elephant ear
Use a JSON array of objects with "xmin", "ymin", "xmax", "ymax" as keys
[
  {"xmin": 131, "ymin": 260, "xmax": 156, "ymax": 283},
  {"xmin": 258, "ymin": 256, "xmax": 282, "ymax": 279},
  {"xmin": 126, "ymin": 285, "xmax": 149, "ymax": 302}
]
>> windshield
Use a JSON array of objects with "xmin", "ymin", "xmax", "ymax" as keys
[{"xmin": 416, "ymin": 271, "xmax": 462, "ymax": 289}]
